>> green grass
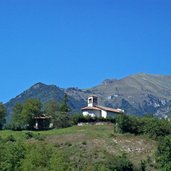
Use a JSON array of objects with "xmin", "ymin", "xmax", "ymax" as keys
[
  {"xmin": 1, "ymin": 124, "xmax": 113, "ymax": 139},
  {"xmin": 0, "ymin": 124, "xmax": 157, "ymax": 170}
]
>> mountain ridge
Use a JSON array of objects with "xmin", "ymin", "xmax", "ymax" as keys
[{"xmin": 5, "ymin": 73, "xmax": 171, "ymax": 121}]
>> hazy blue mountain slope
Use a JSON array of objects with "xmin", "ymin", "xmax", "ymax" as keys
[
  {"xmin": 5, "ymin": 83, "xmax": 65, "ymax": 121},
  {"xmin": 5, "ymin": 73, "xmax": 171, "ymax": 121},
  {"xmin": 89, "ymin": 73, "xmax": 171, "ymax": 116}
]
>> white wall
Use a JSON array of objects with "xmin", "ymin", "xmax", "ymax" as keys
[
  {"xmin": 83, "ymin": 110, "xmax": 117, "ymax": 118},
  {"xmin": 101, "ymin": 110, "xmax": 107, "ymax": 118},
  {"xmin": 83, "ymin": 110, "xmax": 101, "ymax": 117}
]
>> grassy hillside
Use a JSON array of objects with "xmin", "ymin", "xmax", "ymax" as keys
[{"xmin": 0, "ymin": 124, "xmax": 157, "ymax": 171}]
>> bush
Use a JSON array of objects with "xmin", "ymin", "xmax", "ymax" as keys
[
  {"xmin": 5, "ymin": 135, "xmax": 16, "ymax": 142},
  {"xmin": 142, "ymin": 118, "xmax": 171, "ymax": 139},
  {"xmin": 52, "ymin": 112, "xmax": 72, "ymax": 128},
  {"xmin": 156, "ymin": 135, "xmax": 171, "ymax": 170},
  {"xmin": 20, "ymin": 143, "xmax": 52, "ymax": 171},
  {"xmin": 71, "ymin": 114, "xmax": 115, "ymax": 125},
  {"xmin": 107, "ymin": 153, "xmax": 134, "ymax": 171},
  {"xmin": 116, "ymin": 114, "xmax": 140, "ymax": 134},
  {"xmin": 34, "ymin": 133, "xmax": 45, "ymax": 141},
  {"xmin": 49, "ymin": 150, "xmax": 70, "ymax": 171},
  {"xmin": 0, "ymin": 142, "xmax": 25, "ymax": 171},
  {"xmin": 116, "ymin": 114, "xmax": 171, "ymax": 139},
  {"xmin": 24, "ymin": 132, "xmax": 34, "ymax": 139}
]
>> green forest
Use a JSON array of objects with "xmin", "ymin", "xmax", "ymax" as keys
[{"xmin": 0, "ymin": 97, "xmax": 171, "ymax": 171}]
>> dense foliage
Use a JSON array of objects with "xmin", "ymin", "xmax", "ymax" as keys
[
  {"xmin": 116, "ymin": 114, "xmax": 171, "ymax": 170},
  {"xmin": 116, "ymin": 114, "xmax": 171, "ymax": 139},
  {"xmin": 156, "ymin": 135, "xmax": 171, "ymax": 170},
  {"xmin": 72, "ymin": 114, "xmax": 115, "ymax": 125},
  {"xmin": 0, "ymin": 102, "xmax": 6, "ymax": 129},
  {"xmin": 9, "ymin": 94, "xmax": 72, "ymax": 130},
  {"xmin": 10, "ymin": 99, "xmax": 42, "ymax": 130},
  {"xmin": 107, "ymin": 153, "xmax": 134, "ymax": 171}
]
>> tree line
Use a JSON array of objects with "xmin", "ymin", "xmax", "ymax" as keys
[
  {"xmin": 0, "ymin": 94, "xmax": 73, "ymax": 130},
  {"xmin": 0, "ymin": 94, "xmax": 115, "ymax": 131},
  {"xmin": 9, "ymin": 94, "xmax": 73, "ymax": 130}
]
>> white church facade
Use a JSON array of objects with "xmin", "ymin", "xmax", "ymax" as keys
[{"xmin": 81, "ymin": 95, "xmax": 124, "ymax": 118}]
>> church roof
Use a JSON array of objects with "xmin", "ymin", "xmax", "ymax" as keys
[
  {"xmin": 81, "ymin": 106, "xmax": 101, "ymax": 111},
  {"xmin": 82, "ymin": 105, "xmax": 124, "ymax": 113}
]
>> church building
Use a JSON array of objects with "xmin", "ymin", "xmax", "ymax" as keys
[{"xmin": 81, "ymin": 95, "xmax": 124, "ymax": 118}]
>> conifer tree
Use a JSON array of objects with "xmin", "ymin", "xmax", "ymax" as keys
[{"xmin": 60, "ymin": 93, "xmax": 71, "ymax": 113}]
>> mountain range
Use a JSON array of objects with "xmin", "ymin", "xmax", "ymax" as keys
[{"xmin": 5, "ymin": 73, "xmax": 171, "ymax": 121}]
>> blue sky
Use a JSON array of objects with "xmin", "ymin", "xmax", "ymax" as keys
[{"xmin": 0, "ymin": 0, "xmax": 171, "ymax": 102}]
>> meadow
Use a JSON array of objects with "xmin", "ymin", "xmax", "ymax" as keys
[{"xmin": 0, "ymin": 124, "xmax": 157, "ymax": 171}]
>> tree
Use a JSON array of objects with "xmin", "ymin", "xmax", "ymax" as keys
[
  {"xmin": 60, "ymin": 93, "xmax": 71, "ymax": 113},
  {"xmin": 43, "ymin": 98, "xmax": 72, "ymax": 129},
  {"xmin": 11, "ymin": 99, "xmax": 42, "ymax": 130},
  {"xmin": 10, "ymin": 103, "xmax": 24, "ymax": 130},
  {"xmin": 44, "ymin": 100, "xmax": 59, "ymax": 117},
  {"xmin": 21, "ymin": 99, "xmax": 42, "ymax": 129},
  {"xmin": 0, "ymin": 103, "xmax": 6, "ymax": 129},
  {"xmin": 115, "ymin": 114, "xmax": 132, "ymax": 133},
  {"xmin": 52, "ymin": 111, "xmax": 72, "ymax": 128}
]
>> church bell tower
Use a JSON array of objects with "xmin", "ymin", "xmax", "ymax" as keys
[{"xmin": 88, "ymin": 95, "xmax": 98, "ymax": 107}]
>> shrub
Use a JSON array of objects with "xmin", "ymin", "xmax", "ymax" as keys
[
  {"xmin": 49, "ymin": 150, "xmax": 70, "ymax": 171},
  {"xmin": 34, "ymin": 133, "xmax": 45, "ymax": 141},
  {"xmin": 0, "ymin": 142, "xmax": 25, "ymax": 171},
  {"xmin": 24, "ymin": 132, "xmax": 34, "ymax": 139},
  {"xmin": 71, "ymin": 114, "xmax": 115, "ymax": 125},
  {"xmin": 5, "ymin": 135, "xmax": 16, "ymax": 142},
  {"xmin": 142, "ymin": 118, "xmax": 171, "ymax": 139},
  {"xmin": 20, "ymin": 143, "xmax": 52, "ymax": 171},
  {"xmin": 156, "ymin": 135, "xmax": 171, "ymax": 170},
  {"xmin": 116, "ymin": 114, "xmax": 140, "ymax": 134},
  {"xmin": 116, "ymin": 114, "xmax": 171, "ymax": 139},
  {"xmin": 107, "ymin": 153, "xmax": 134, "ymax": 171},
  {"xmin": 82, "ymin": 141, "xmax": 87, "ymax": 145},
  {"xmin": 53, "ymin": 112, "xmax": 72, "ymax": 128}
]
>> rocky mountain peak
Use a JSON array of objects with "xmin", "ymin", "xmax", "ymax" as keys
[{"xmin": 31, "ymin": 82, "xmax": 47, "ymax": 89}]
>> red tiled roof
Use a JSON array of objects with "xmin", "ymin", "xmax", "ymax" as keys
[
  {"xmin": 97, "ymin": 105, "xmax": 123, "ymax": 113},
  {"xmin": 81, "ymin": 106, "xmax": 101, "ymax": 111},
  {"xmin": 81, "ymin": 105, "xmax": 124, "ymax": 113}
]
